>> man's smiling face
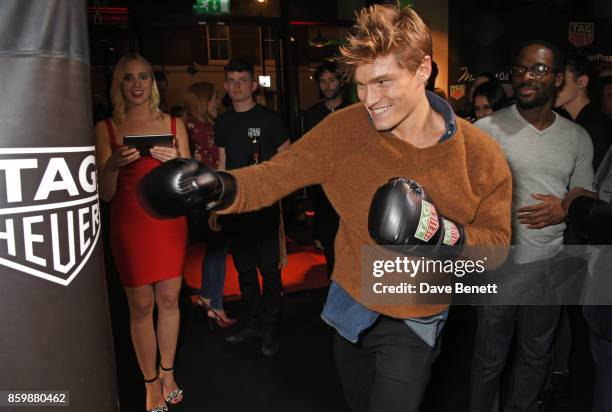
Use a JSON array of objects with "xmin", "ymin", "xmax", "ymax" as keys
[{"xmin": 355, "ymin": 54, "xmax": 424, "ymax": 132}]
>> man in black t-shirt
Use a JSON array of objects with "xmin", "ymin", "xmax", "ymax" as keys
[
  {"xmin": 300, "ymin": 62, "xmax": 349, "ymax": 276},
  {"xmin": 214, "ymin": 59, "xmax": 290, "ymax": 356}
]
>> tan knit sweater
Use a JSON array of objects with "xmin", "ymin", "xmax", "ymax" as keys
[{"xmin": 222, "ymin": 103, "xmax": 512, "ymax": 318}]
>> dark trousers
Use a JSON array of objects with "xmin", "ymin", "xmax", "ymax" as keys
[
  {"xmin": 590, "ymin": 330, "xmax": 612, "ymax": 412},
  {"xmin": 230, "ymin": 230, "xmax": 281, "ymax": 333},
  {"xmin": 469, "ymin": 305, "xmax": 561, "ymax": 412},
  {"xmin": 334, "ymin": 317, "xmax": 441, "ymax": 412},
  {"xmin": 583, "ymin": 306, "xmax": 612, "ymax": 412}
]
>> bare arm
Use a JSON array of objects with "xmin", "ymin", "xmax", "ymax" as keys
[
  {"xmin": 94, "ymin": 121, "xmax": 139, "ymax": 202},
  {"xmin": 217, "ymin": 147, "xmax": 226, "ymax": 171},
  {"xmin": 175, "ymin": 117, "xmax": 191, "ymax": 158}
]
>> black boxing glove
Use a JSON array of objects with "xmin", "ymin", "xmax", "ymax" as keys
[
  {"xmin": 368, "ymin": 177, "xmax": 464, "ymax": 257},
  {"xmin": 137, "ymin": 158, "xmax": 236, "ymax": 218}
]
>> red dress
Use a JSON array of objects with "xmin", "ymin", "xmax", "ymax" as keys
[{"xmin": 105, "ymin": 118, "xmax": 187, "ymax": 287}]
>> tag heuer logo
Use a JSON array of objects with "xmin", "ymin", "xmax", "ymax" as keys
[
  {"xmin": 568, "ymin": 22, "xmax": 594, "ymax": 48},
  {"xmin": 247, "ymin": 128, "xmax": 261, "ymax": 138},
  {"xmin": 0, "ymin": 146, "xmax": 100, "ymax": 286},
  {"xmin": 442, "ymin": 218, "xmax": 460, "ymax": 246},
  {"xmin": 414, "ymin": 200, "xmax": 439, "ymax": 242},
  {"xmin": 450, "ymin": 85, "xmax": 466, "ymax": 100}
]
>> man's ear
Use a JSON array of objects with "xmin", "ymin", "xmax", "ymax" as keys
[
  {"xmin": 223, "ymin": 81, "xmax": 229, "ymax": 93},
  {"xmin": 418, "ymin": 56, "xmax": 432, "ymax": 85},
  {"xmin": 251, "ymin": 80, "xmax": 258, "ymax": 93}
]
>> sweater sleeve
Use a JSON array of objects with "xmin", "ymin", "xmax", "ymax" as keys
[
  {"xmin": 569, "ymin": 128, "xmax": 595, "ymax": 190},
  {"xmin": 462, "ymin": 137, "xmax": 513, "ymax": 269},
  {"xmin": 220, "ymin": 122, "xmax": 333, "ymax": 214}
]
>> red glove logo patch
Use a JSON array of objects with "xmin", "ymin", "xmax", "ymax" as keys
[
  {"xmin": 414, "ymin": 200, "xmax": 439, "ymax": 242},
  {"xmin": 442, "ymin": 218, "xmax": 460, "ymax": 246}
]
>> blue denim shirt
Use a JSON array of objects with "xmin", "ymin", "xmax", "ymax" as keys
[{"xmin": 320, "ymin": 91, "xmax": 457, "ymax": 347}]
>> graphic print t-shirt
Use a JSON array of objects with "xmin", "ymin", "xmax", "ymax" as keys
[
  {"xmin": 214, "ymin": 104, "xmax": 288, "ymax": 170},
  {"xmin": 214, "ymin": 104, "xmax": 289, "ymax": 234}
]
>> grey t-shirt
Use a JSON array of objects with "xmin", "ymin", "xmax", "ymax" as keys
[{"xmin": 476, "ymin": 105, "xmax": 593, "ymax": 263}]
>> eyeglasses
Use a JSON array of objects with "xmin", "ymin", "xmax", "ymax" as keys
[{"xmin": 510, "ymin": 64, "xmax": 553, "ymax": 78}]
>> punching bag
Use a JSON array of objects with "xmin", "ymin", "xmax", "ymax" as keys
[{"xmin": 0, "ymin": 1, "xmax": 119, "ymax": 410}]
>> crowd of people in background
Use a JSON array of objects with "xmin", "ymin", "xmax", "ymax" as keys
[{"xmin": 93, "ymin": 5, "xmax": 612, "ymax": 411}]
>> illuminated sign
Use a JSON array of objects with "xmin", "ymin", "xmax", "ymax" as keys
[
  {"xmin": 259, "ymin": 75, "xmax": 271, "ymax": 88},
  {"xmin": 193, "ymin": 0, "xmax": 230, "ymax": 15}
]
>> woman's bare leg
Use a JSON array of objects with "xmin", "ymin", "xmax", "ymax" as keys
[
  {"xmin": 155, "ymin": 277, "xmax": 183, "ymax": 404},
  {"xmin": 124, "ymin": 285, "xmax": 165, "ymax": 411}
]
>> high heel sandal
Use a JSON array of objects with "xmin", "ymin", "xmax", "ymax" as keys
[
  {"xmin": 144, "ymin": 376, "xmax": 168, "ymax": 412},
  {"xmin": 207, "ymin": 308, "xmax": 237, "ymax": 328},
  {"xmin": 159, "ymin": 365, "xmax": 183, "ymax": 406},
  {"xmin": 192, "ymin": 295, "xmax": 212, "ymax": 324},
  {"xmin": 193, "ymin": 296, "xmax": 236, "ymax": 329}
]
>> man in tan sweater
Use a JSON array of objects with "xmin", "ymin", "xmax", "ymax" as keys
[{"xmin": 139, "ymin": 5, "xmax": 512, "ymax": 412}]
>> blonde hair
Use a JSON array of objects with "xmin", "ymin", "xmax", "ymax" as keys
[
  {"xmin": 339, "ymin": 5, "xmax": 432, "ymax": 81},
  {"xmin": 184, "ymin": 82, "xmax": 216, "ymax": 124},
  {"xmin": 110, "ymin": 53, "xmax": 161, "ymax": 123}
]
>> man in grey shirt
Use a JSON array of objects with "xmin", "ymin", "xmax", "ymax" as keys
[{"xmin": 469, "ymin": 41, "xmax": 593, "ymax": 412}]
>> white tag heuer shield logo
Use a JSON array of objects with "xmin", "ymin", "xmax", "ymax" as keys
[{"xmin": 0, "ymin": 146, "xmax": 101, "ymax": 286}]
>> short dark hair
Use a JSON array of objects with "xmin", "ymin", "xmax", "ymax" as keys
[
  {"xmin": 516, "ymin": 40, "xmax": 564, "ymax": 73},
  {"xmin": 564, "ymin": 54, "xmax": 598, "ymax": 100},
  {"xmin": 473, "ymin": 81, "xmax": 510, "ymax": 112},
  {"xmin": 314, "ymin": 61, "xmax": 340, "ymax": 82},
  {"xmin": 224, "ymin": 59, "xmax": 254, "ymax": 78}
]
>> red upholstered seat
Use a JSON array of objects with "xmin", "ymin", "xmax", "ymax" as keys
[{"xmin": 183, "ymin": 242, "xmax": 329, "ymax": 299}]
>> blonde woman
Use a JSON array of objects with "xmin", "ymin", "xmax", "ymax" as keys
[
  {"xmin": 184, "ymin": 82, "xmax": 236, "ymax": 328},
  {"xmin": 94, "ymin": 53, "xmax": 189, "ymax": 412}
]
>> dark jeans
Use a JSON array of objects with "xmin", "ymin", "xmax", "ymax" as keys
[
  {"xmin": 583, "ymin": 306, "xmax": 612, "ymax": 412},
  {"xmin": 334, "ymin": 317, "xmax": 441, "ymax": 412},
  {"xmin": 200, "ymin": 230, "xmax": 228, "ymax": 310},
  {"xmin": 230, "ymin": 230, "xmax": 282, "ymax": 333},
  {"xmin": 470, "ymin": 305, "xmax": 561, "ymax": 412}
]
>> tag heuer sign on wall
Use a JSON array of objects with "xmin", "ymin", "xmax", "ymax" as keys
[
  {"xmin": 568, "ymin": 22, "xmax": 595, "ymax": 48},
  {"xmin": 0, "ymin": 146, "xmax": 101, "ymax": 286},
  {"xmin": 449, "ymin": 85, "xmax": 466, "ymax": 100},
  {"xmin": 193, "ymin": 0, "xmax": 230, "ymax": 15}
]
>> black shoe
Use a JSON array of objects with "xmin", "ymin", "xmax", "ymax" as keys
[
  {"xmin": 224, "ymin": 324, "xmax": 260, "ymax": 343},
  {"xmin": 261, "ymin": 332, "xmax": 280, "ymax": 356}
]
